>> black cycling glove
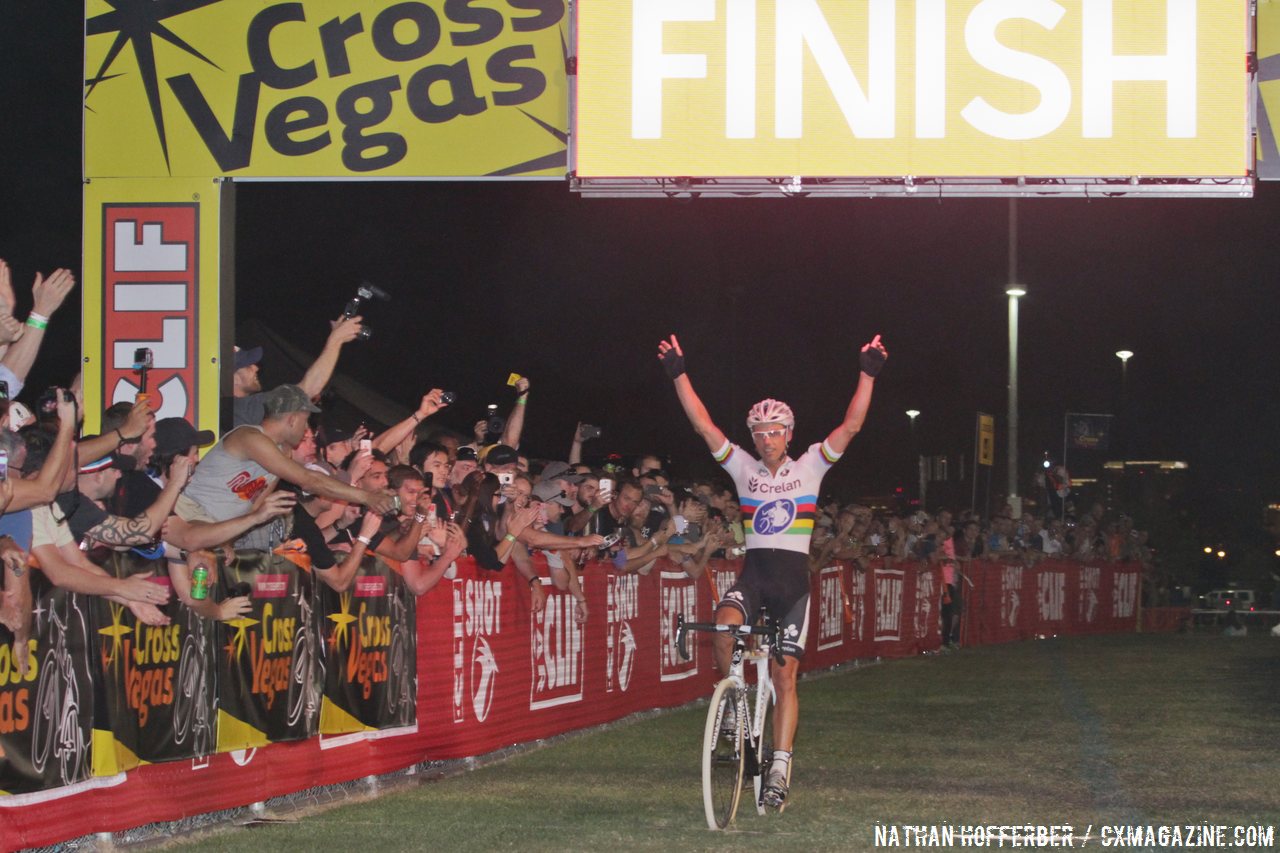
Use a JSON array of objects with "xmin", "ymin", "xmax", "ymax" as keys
[
  {"xmin": 660, "ymin": 348, "xmax": 686, "ymax": 380},
  {"xmin": 859, "ymin": 346, "xmax": 886, "ymax": 378}
]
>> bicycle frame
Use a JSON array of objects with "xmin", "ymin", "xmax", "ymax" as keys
[{"xmin": 677, "ymin": 615, "xmax": 785, "ymax": 828}]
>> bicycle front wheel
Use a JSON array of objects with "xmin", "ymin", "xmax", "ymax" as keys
[{"xmin": 702, "ymin": 679, "xmax": 745, "ymax": 830}]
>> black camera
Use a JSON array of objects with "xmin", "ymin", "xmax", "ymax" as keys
[
  {"xmin": 38, "ymin": 387, "xmax": 72, "ymax": 416},
  {"xmin": 580, "ymin": 423, "xmax": 602, "ymax": 441},
  {"xmin": 342, "ymin": 282, "xmax": 391, "ymax": 341},
  {"xmin": 440, "ymin": 390, "xmax": 457, "ymax": 406},
  {"xmin": 484, "ymin": 403, "xmax": 505, "ymax": 444}
]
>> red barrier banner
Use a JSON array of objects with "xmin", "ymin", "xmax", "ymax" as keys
[{"xmin": 0, "ymin": 556, "xmax": 1144, "ymax": 848}]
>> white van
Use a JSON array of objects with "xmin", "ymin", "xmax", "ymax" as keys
[{"xmin": 1202, "ymin": 589, "xmax": 1257, "ymax": 611}]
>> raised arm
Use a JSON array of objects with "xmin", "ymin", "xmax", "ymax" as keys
[
  {"xmin": 373, "ymin": 389, "xmax": 447, "ymax": 454},
  {"xmin": 1, "ymin": 268, "xmax": 76, "ymax": 384},
  {"xmin": 297, "ymin": 315, "xmax": 364, "ymax": 399},
  {"xmin": 657, "ymin": 334, "xmax": 727, "ymax": 454},
  {"xmin": 500, "ymin": 376, "xmax": 530, "ymax": 449},
  {"xmin": 824, "ymin": 334, "xmax": 888, "ymax": 457}
]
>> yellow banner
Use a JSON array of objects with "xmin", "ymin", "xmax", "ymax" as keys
[
  {"xmin": 84, "ymin": 0, "xmax": 568, "ymax": 178},
  {"xmin": 576, "ymin": 0, "xmax": 1248, "ymax": 178},
  {"xmin": 82, "ymin": 177, "xmax": 223, "ymax": 438},
  {"xmin": 1257, "ymin": 0, "xmax": 1280, "ymax": 177},
  {"xmin": 978, "ymin": 413, "xmax": 995, "ymax": 467}
]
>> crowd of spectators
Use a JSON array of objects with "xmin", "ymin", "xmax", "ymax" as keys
[{"xmin": 0, "ymin": 254, "xmax": 1161, "ymax": 676}]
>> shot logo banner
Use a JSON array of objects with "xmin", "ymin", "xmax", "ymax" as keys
[
  {"xmin": 529, "ymin": 584, "xmax": 584, "ymax": 710},
  {"xmin": 816, "ymin": 565, "xmax": 844, "ymax": 651},
  {"xmin": 873, "ymin": 568, "xmax": 904, "ymax": 642},
  {"xmin": 1078, "ymin": 565, "xmax": 1100, "ymax": 624},
  {"xmin": 605, "ymin": 575, "xmax": 638, "ymax": 694},
  {"xmin": 1037, "ymin": 571, "xmax": 1066, "ymax": 623},
  {"xmin": 659, "ymin": 571, "xmax": 698, "ymax": 682},
  {"xmin": 452, "ymin": 577, "xmax": 502, "ymax": 724},
  {"xmin": 913, "ymin": 568, "xmax": 936, "ymax": 641},
  {"xmin": 1111, "ymin": 571, "xmax": 1139, "ymax": 619},
  {"xmin": 849, "ymin": 565, "xmax": 867, "ymax": 642},
  {"xmin": 1001, "ymin": 565, "xmax": 1023, "ymax": 628},
  {"xmin": 84, "ymin": 0, "xmax": 569, "ymax": 178}
]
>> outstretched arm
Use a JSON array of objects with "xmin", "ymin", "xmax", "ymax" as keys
[
  {"xmin": 297, "ymin": 315, "xmax": 363, "ymax": 399},
  {"xmin": 500, "ymin": 376, "xmax": 530, "ymax": 449},
  {"xmin": 657, "ymin": 334, "xmax": 727, "ymax": 454},
  {"xmin": 824, "ymin": 334, "xmax": 888, "ymax": 457}
]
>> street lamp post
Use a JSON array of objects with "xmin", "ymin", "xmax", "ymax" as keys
[
  {"xmin": 1116, "ymin": 350, "xmax": 1133, "ymax": 459},
  {"xmin": 906, "ymin": 410, "xmax": 921, "ymax": 508},
  {"xmin": 1006, "ymin": 285, "xmax": 1026, "ymax": 515}
]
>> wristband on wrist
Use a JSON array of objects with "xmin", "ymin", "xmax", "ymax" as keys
[
  {"xmin": 503, "ymin": 533, "xmax": 517, "ymax": 543},
  {"xmin": 528, "ymin": 575, "xmax": 540, "ymax": 587},
  {"xmin": 515, "ymin": 395, "xmax": 528, "ymax": 406},
  {"xmin": 414, "ymin": 513, "xmax": 427, "ymax": 523},
  {"xmin": 412, "ymin": 412, "xmax": 423, "ymax": 423},
  {"xmin": 356, "ymin": 535, "xmax": 373, "ymax": 546},
  {"xmin": 26, "ymin": 314, "xmax": 49, "ymax": 330},
  {"xmin": 115, "ymin": 428, "xmax": 141, "ymax": 444}
]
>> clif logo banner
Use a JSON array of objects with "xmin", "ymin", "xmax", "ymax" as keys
[
  {"xmin": 84, "ymin": 0, "xmax": 568, "ymax": 178},
  {"xmin": 575, "ymin": 0, "xmax": 1248, "ymax": 178}
]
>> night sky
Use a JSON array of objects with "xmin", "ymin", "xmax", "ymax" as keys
[{"xmin": 3, "ymin": 5, "xmax": 1277, "ymax": 522}]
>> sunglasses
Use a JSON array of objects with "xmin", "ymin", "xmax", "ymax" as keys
[{"xmin": 751, "ymin": 428, "xmax": 788, "ymax": 439}]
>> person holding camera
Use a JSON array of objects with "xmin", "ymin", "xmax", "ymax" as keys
[
  {"xmin": 229, "ymin": 312, "xmax": 366, "ymax": 428},
  {"xmin": 657, "ymin": 330, "xmax": 887, "ymax": 810}
]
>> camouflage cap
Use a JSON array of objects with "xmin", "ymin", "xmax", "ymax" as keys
[{"xmin": 262, "ymin": 384, "xmax": 321, "ymax": 416}]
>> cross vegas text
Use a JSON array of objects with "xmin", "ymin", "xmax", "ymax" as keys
[
  {"xmin": 873, "ymin": 823, "xmax": 1276, "ymax": 848},
  {"xmin": 168, "ymin": 0, "xmax": 562, "ymax": 172}
]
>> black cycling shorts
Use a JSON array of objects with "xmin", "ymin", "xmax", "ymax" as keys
[{"xmin": 716, "ymin": 548, "xmax": 811, "ymax": 659}]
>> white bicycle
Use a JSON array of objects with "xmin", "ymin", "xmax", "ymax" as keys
[{"xmin": 676, "ymin": 612, "xmax": 788, "ymax": 830}]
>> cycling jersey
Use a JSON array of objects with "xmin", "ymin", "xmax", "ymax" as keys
[{"xmin": 712, "ymin": 439, "xmax": 841, "ymax": 555}]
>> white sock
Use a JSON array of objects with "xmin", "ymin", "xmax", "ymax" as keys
[{"xmin": 770, "ymin": 749, "xmax": 792, "ymax": 778}]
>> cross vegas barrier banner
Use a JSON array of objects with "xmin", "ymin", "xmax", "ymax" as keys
[
  {"xmin": 1, "ymin": 555, "xmax": 1149, "ymax": 846},
  {"xmin": 574, "ymin": 0, "xmax": 1250, "ymax": 179},
  {"xmin": 83, "ymin": 0, "xmax": 569, "ymax": 179}
]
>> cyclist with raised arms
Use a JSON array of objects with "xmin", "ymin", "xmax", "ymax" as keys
[{"xmin": 658, "ymin": 332, "xmax": 887, "ymax": 809}]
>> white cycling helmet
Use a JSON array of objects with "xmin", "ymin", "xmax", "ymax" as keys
[{"xmin": 746, "ymin": 398, "xmax": 795, "ymax": 430}]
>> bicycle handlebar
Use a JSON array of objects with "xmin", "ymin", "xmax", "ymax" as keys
[{"xmin": 675, "ymin": 615, "xmax": 786, "ymax": 665}]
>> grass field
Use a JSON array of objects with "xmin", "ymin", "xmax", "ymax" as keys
[{"xmin": 167, "ymin": 633, "xmax": 1279, "ymax": 851}]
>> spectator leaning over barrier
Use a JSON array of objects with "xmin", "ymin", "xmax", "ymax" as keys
[
  {"xmin": 26, "ymin": 395, "xmax": 172, "ymax": 628},
  {"xmin": 501, "ymin": 474, "xmax": 604, "ymax": 613},
  {"xmin": 0, "ymin": 418, "xmax": 81, "ymax": 669},
  {"xmin": 100, "ymin": 398, "xmax": 160, "ymax": 516},
  {"xmin": 528, "ymin": 479, "xmax": 589, "ymax": 622},
  {"xmin": 177, "ymin": 384, "xmax": 395, "ymax": 552},
  {"xmin": 59, "ymin": 442, "xmax": 189, "ymax": 549},
  {"xmin": 538, "ymin": 460, "xmax": 583, "ymax": 507},
  {"xmin": 229, "ymin": 313, "xmax": 365, "ymax": 428}
]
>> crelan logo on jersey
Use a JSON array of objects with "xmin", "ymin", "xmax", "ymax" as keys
[{"xmin": 85, "ymin": 0, "xmax": 565, "ymax": 175}]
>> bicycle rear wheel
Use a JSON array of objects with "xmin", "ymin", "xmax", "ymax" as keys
[{"xmin": 702, "ymin": 679, "xmax": 745, "ymax": 830}]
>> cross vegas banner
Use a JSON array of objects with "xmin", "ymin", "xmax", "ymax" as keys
[
  {"xmin": 83, "ymin": 0, "xmax": 568, "ymax": 178},
  {"xmin": 574, "ymin": 0, "xmax": 1250, "ymax": 179}
]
